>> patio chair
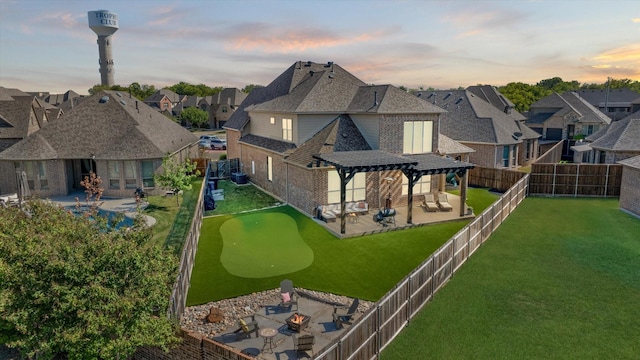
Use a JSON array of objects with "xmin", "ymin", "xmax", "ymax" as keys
[
  {"xmin": 232, "ymin": 314, "xmax": 259, "ymax": 340},
  {"xmin": 293, "ymin": 334, "xmax": 315, "ymax": 359},
  {"xmin": 422, "ymin": 194, "xmax": 439, "ymax": 212},
  {"xmin": 437, "ymin": 193, "xmax": 453, "ymax": 211},
  {"xmin": 280, "ymin": 279, "xmax": 298, "ymax": 312},
  {"xmin": 333, "ymin": 298, "xmax": 360, "ymax": 329}
]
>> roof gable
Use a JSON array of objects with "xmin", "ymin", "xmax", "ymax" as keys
[
  {"xmin": 0, "ymin": 91, "xmax": 197, "ymax": 161},
  {"xmin": 589, "ymin": 111, "xmax": 640, "ymax": 151}
]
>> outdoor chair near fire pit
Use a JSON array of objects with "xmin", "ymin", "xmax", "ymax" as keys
[
  {"xmin": 332, "ymin": 298, "xmax": 360, "ymax": 329},
  {"xmin": 279, "ymin": 279, "xmax": 298, "ymax": 312},
  {"xmin": 292, "ymin": 334, "xmax": 315, "ymax": 359},
  {"xmin": 233, "ymin": 314, "xmax": 259, "ymax": 341}
]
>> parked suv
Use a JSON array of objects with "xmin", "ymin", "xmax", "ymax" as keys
[
  {"xmin": 199, "ymin": 135, "xmax": 220, "ymax": 142},
  {"xmin": 210, "ymin": 138, "xmax": 227, "ymax": 150}
]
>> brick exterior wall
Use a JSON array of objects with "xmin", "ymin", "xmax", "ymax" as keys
[
  {"xmin": 225, "ymin": 130, "xmax": 242, "ymax": 161},
  {"xmin": 463, "ymin": 142, "xmax": 498, "ymax": 168},
  {"xmin": 619, "ymin": 165, "xmax": 640, "ymax": 217}
]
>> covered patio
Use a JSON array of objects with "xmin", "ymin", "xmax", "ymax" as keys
[
  {"xmin": 312, "ymin": 150, "xmax": 475, "ymax": 237},
  {"xmin": 318, "ymin": 192, "xmax": 474, "ymax": 238}
]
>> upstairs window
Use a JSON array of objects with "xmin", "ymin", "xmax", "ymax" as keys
[
  {"xmin": 403, "ymin": 121, "xmax": 433, "ymax": 154},
  {"xmin": 282, "ymin": 118, "xmax": 292, "ymax": 141}
]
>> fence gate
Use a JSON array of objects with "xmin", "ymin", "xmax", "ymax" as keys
[{"xmin": 208, "ymin": 158, "xmax": 240, "ymax": 179}]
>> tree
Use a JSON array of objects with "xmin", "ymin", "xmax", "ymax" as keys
[
  {"xmin": 242, "ymin": 84, "xmax": 263, "ymax": 94},
  {"xmin": 498, "ymin": 82, "xmax": 552, "ymax": 112},
  {"xmin": 180, "ymin": 107, "xmax": 209, "ymax": 128},
  {"xmin": 0, "ymin": 200, "xmax": 180, "ymax": 359},
  {"xmin": 154, "ymin": 155, "xmax": 199, "ymax": 206}
]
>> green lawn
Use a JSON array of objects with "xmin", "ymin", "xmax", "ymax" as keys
[
  {"xmin": 205, "ymin": 180, "xmax": 280, "ymax": 216},
  {"xmin": 187, "ymin": 188, "xmax": 499, "ymax": 306},
  {"xmin": 382, "ymin": 197, "xmax": 640, "ymax": 359}
]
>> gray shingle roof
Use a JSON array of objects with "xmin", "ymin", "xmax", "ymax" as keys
[
  {"xmin": 239, "ymin": 134, "xmax": 297, "ymax": 154},
  {"xmin": 225, "ymin": 61, "xmax": 445, "ymax": 131},
  {"xmin": 285, "ymin": 114, "xmax": 372, "ymax": 167},
  {"xmin": 529, "ymin": 92, "xmax": 611, "ymax": 125},
  {"xmin": 417, "ymin": 90, "xmax": 538, "ymax": 145},
  {"xmin": 466, "ymin": 85, "xmax": 526, "ymax": 121},
  {"xmin": 577, "ymin": 88, "xmax": 640, "ymax": 105},
  {"xmin": 0, "ymin": 90, "xmax": 198, "ymax": 161},
  {"xmin": 438, "ymin": 134, "xmax": 475, "ymax": 155},
  {"xmin": 588, "ymin": 111, "xmax": 640, "ymax": 151},
  {"xmin": 618, "ymin": 155, "xmax": 640, "ymax": 169}
]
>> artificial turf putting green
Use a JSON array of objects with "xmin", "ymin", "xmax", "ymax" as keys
[{"xmin": 219, "ymin": 212, "xmax": 313, "ymax": 278}]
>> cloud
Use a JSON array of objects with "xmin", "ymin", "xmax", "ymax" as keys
[
  {"xmin": 225, "ymin": 23, "xmax": 400, "ymax": 53},
  {"xmin": 441, "ymin": 5, "xmax": 527, "ymax": 38},
  {"xmin": 593, "ymin": 44, "xmax": 640, "ymax": 63},
  {"xmin": 633, "ymin": 18, "xmax": 640, "ymax": 23}
]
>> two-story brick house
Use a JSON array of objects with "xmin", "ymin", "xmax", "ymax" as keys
[
  {"xmin": 527, "ymin": 91, "xmax": 611, "ymax": 159},
  {"xmin": 199, "ymin": 88, "xmax": 247, "ymax": 129},
  {"xmin": 416, "ymin": 89, "xmax": 540, "ymax": 169},
  {"xmin": 224, "ymin": 61, "xmax": 474, "ymax": 234},
  {"xmin": 0, "ymin": 90, "xmax": 198, "ymax": 199}
]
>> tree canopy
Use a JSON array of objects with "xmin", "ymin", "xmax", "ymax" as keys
[
  {"xmin": 166, "ymin": 82, "xmax": 223, "ymax": 97},
  {"xmin": 0, "ymin": 200, "xmax": 179, "ymax": 359},
  {"xmin": 154, "ymin": 156, "xmax": 199, "ymax": 206},
  {"xmin": 180, "ymin": 107, "xmax": 209, "ymax": 128},
  {"xmin": 88, "ymin": 82, "xmax": 157, "ymax": 100}
]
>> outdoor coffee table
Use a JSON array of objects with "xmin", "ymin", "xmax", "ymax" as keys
[{"xmin": 259, "ymin": 327, "xmax": 278, "ymax": 353}]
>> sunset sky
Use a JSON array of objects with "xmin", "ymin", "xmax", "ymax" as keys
[{"xmin": 1, "ymin": 0, "xmax": 638, "ymax": 94}]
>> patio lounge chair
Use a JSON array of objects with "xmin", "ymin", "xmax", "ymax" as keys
[
  {"xmin": 233, "ymin": 314, "xmax": 259, "ymax": 340},
  {"xmin": 293, "ymin": 334, "xmax": 315, "ymax": 359},
  {"xmin": 333, "ymin": 298, "xmax": 359, "ymax": 329},
  {"xmin": 280, "ymin": 279, "xmax": 298, "ymax": 312},
  {"xmin": 437, "ymin": 193, "xmax": 453, "ymax": 211},
  {"xmin": 422, "ymin": 194, "xmax": 439, "ymax": 212}
]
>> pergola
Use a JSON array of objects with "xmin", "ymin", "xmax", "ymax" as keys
[{"xmin": 312, "ymin": 150, "xmax": 475, "ymax": 234}]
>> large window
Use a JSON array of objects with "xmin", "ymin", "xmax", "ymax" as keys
[
  {"xmin": 403, "ymin": 121, "xmax": 433, "ymax": 154},
  {"xmin": 24, "ymin": 161, "xmax": 48, "ymax": 190},
  {"xmin": 282, "ymin": 118, "xmax": 292, "ymax": 141},
  {"xmin": 108, "ymin": 161, "xmax": 120, "ymax": 189},
  {"xmin": 502, "ymin": 145, "xmax": 510, "ymax": 167},
  {"xmin": 123, "ymin": 161, "xmax": 137, "ymax": 189},
  {"xmin": 402, "ymin": 174, "xmax": 431, "ymax": 195},
  {"xmin": 267, "ymin": 156, "xmax": 273, "ymax": 181},
  {"xmin": 327, "ymin": 171, "xmax": 365, "ymax": 204},
  {"xmin": 141, "ymin": 160, "xmax": 155, "ymax": 188}
]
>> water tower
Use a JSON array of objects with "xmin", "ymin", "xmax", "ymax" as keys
[{"xmin": 88, "ymin": 10, "xmax": 119, "ymax": 87}]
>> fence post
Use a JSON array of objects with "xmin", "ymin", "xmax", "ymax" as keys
[
  {"xmin": 552, "ymin": 164, "xmax": 557, "ymax": 196},
  {"xmin": 604, "ymin": 164, "xmax": 610, "ymax": 198},
  {"xmin": 574, "ymin": 164, "xmax": 580, "ymax": 197}
]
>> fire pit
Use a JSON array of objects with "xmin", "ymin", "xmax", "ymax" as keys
[{"xmin": 286, "ymin": 313, "xmax": 311, "ymax": 332}]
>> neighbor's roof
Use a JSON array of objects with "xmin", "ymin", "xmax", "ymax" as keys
[
  {"xmin": 587, "ymin": 110, "xmax": 640, "ymax": 151},
  {"xmin": 618, "ymin": 155, "xmax": 640, "ymax": 169},
  {"xmin": 437, "ymin": 134, "xmax": 475, "ymax": 155},
  {"xmin": 417, "ymin": 90, "xmax": 539, "ymax": 145},
  {"xmin": 529, "ymin": 92, "xmax": 611, "ymax": 125},
  {"xmin": 576, "ymin": 88, "xmax": 640, "ymax": 106},
  {"xmin": 0, "ymin": 90, "xmax": 198, "ymax": 161},
  {"xmin": 466, "ymin": 85, "xmax": 526, "ymax": 121}
]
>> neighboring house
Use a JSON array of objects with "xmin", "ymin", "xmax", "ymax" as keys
[
  {"xmin": 144, "ymin": 89, "xmax": 186, "ymax": 113},
  {"xmin": 618, "ymin": 155, "xmax": 640, "ymax": 218},
  {"xmin": 576, "ymin": 88, "xmax": 640, "ymax": 121},
  {"xmin": 0, "ymin": 90, "xmax": 198, "ymax": 199},
  {"xmin": 416, "ymin": 89, "xmax": 539, "ymax": 169},
  {"xmin": 41, "ymin": 90, "xmax": 84, "ymax": 111},
  {"xmin": 527, "ymin": 91, "xmax": 611, "ymax": 159},
  {"xmin": 224, "ymin": 61, "xmax": 474, "ymax": 233},
  {"xmin": 467, "ymin": 85, "xmax": 527, "ymax": 122},
  {"xmin": 0, "ymin": 87, "xmax": 58, "ymax": 152},
  {"xmin": 571, "ymin": 110, "xmax": 640, "ymax": 164},
  {"xmin": 199, "ymin": 88, "xmax": 247, "ymax": 128}
]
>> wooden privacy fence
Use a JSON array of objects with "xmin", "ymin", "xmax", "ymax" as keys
[
  {"xmin": 529, "ymin": 163, "xmax": 622, "ymax": 197},
  {"xmin": 167, "ymin": 170, "xmax": 206, "ymax": 319},
  {"xmin": 468, "ymin": 167, "xmax": 527, "ymax": 192},
  {"xmin": 314, "ymin": 175, "xmax": 530, "ymax": 360},
  {"xmin": 536, "ymin": 140, "xmax": 564, "ymax": 164}
]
